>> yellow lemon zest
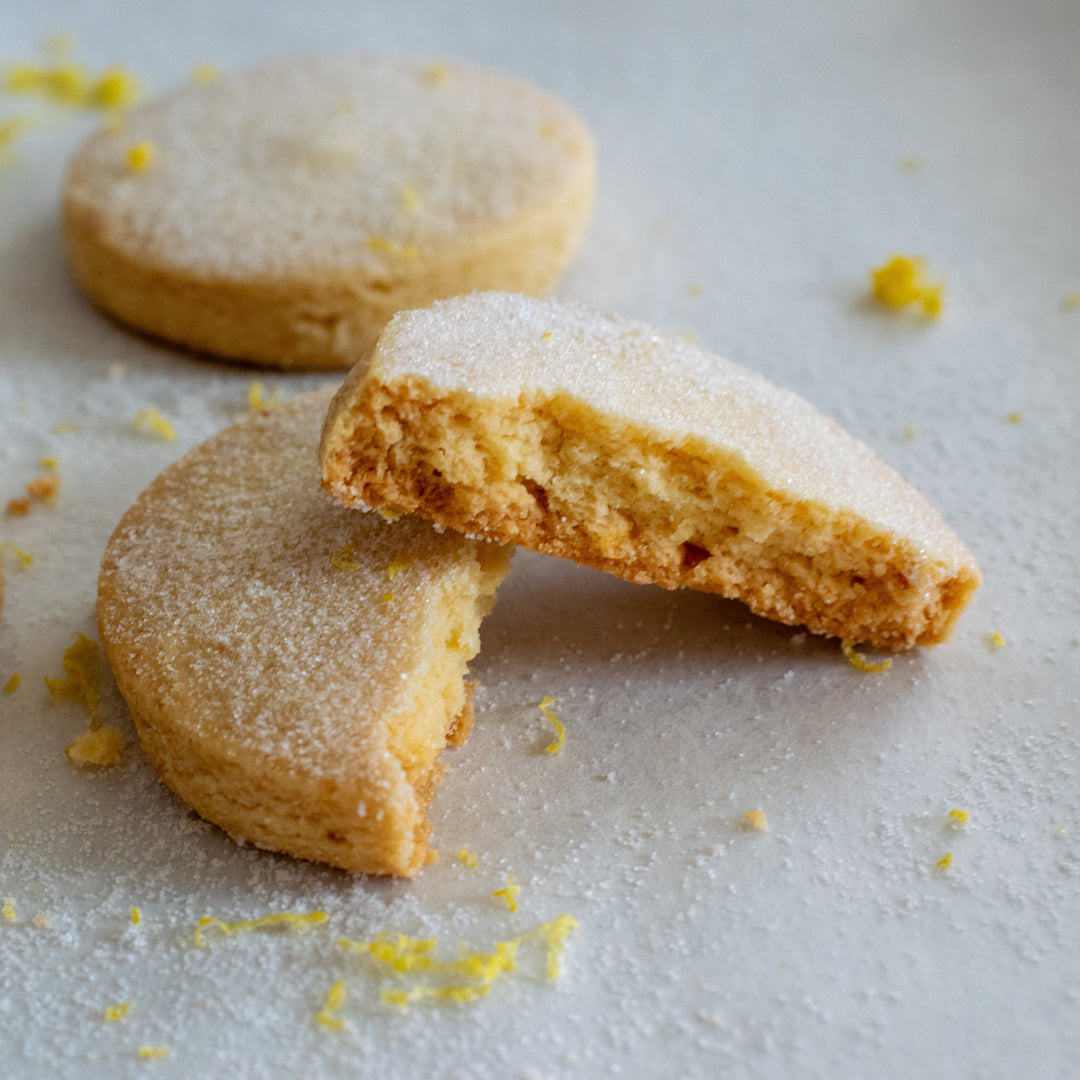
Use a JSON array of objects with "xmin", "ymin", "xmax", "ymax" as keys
[
  {"xmin": 458, "ymin": 847, "xmax": 477, "ymax": 868},
  {"xmin": 126, "ymin": 140, "xmax": 155, "ymax": 172},
  {"xmin": 387, "ymin": 553, "xmax": 415, "ymax": 580},
  {"xmin": 900, "ymin": 155, "xmax": 923, "ymax": 173},
  {"xmin": 66, "ymin": 727, "xmax": 124, "ymax": 768},
  {"xmin": 4, "ymin": 674, "xmax": 20, "ymax": 692},
  {"xmin": 686, "ymin": 282, "xmax": 702, "ymax": 298},
  {"xmin": 130, "ymin": 408, "xmax": 175, "ymax": 441},
  {"xmin": 948, "ymin": 808, "xmax": 969, "ymax": 825},
  {"xmin": 247, "ymin": 381, "xmax": 281, "ymax": 411},
  {"xmin": 936, "ymin": 852, "xmax": 953, "ymax": 871},
  {"xmin": 1, "ymin": 542, "xmax": 33, "ymax": 569},
  {"xmin": 131, "ymin": 907, "xmax": 142, "ymax": 925},
  {"xmin": 870, "ymin": 254, "xmax": 944, "ymax": 317},
  {"xmin": 341, "ymin": 915, "xmax": 578, "ymax": 1010},
  {"xmin": 194, "ymin": 910, "xmax": 328, "ymax": 947},
  {"xmin": 537, "ymin": 696, "xmax": 565, "ymax": 755},
  {"xmin": 192, "ymin": 63, "xmax": 219, "ymax": 84},
  {"xmin": 105, "ymin": 1002, "xmax": 131, "ymax": 1022},
  {"xmin": 91, "ymin": 67, "xmax": 139, "ymax": 109},
  {"xmin": 2, "ymin": 899, "xmax": 14, "ymax": 920},
  {"xmin": 840, "ymin": 639, "xmax": 892, "ymax": 673},
  {"xmin": 1063, "ymin": 292, "xmax": 1080, "ymax": 311},
  {"xmin": 330, "ymin": 544, "xmax": 359, "ymax": 571},
  {"xmin": 743, "ymin": 809, "xmax": 769, "ymax": 831},
  {"xmin": 423, "ymin": 62, "xmax": 448, "ymax": 85},
  {"xmin": 540, "ymin": 331, "xmax": 552, "ymax": 342},
  {"xmin": 0, "ymin": 115, "xmax": 30, "ymax": 152},
  {"xmin": 987, "ymin": 631, "xmax": 1007, "ymax": 650},
  {"xmin": 314, "ymin": 979, "xmax": 347, "ymax": 1030},
  {"xmin": 45, "ymin": 634, "xmax": 101, "ymax": 721},
  {"xmin": 137, "ymin": 1046, "xmax": 168, "ymax": 1060},
  {"xmin": 39, "ymin": 456, "xmax": 60, "ymax": 471},
  {"xmin": 367, "ymin": 235, "xmax": 418, "ymax": 259},
  {"xmin": 384, "ymin": 592, "xmax": 395, "ymax": 604},
  {"xmin": 1005, "ymin": 411, "xmax": 1022, "ymax": 425},
  {"xmin": 493, "ymin": 873, "xmax": 521, "ymax": 913}
]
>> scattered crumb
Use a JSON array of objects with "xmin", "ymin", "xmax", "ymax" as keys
[
  {"xmin": 935, "ymin": 852, "xmax": 953, "ymax": 871},
  {"xmin": 870, "ymin": 254, "xmax": 943, "ymax": 317},
  {"xmin": 948, "ymin": 808, "xmax": 969, "ymax": 826},
  {"xmin": 840, "ymin": 639, "xmax": 892, "ymax": 673},
  {"xmin": 458, "ymin": 848, "xmax": 478, "ymax": 868},
  {"xmin": 194, "ymin": 910, "xmax": 328, "ymax": 947},
  {"xmin": 66, "ymin": 727, "xmax": 124, "ymax": 768},
  {"xmin": 25, "ymin": 474, "xmax": 60, "ymax": 505},
  {"xmin": 493, "ymin": 873, "xmax": 521, "ymax": 913},
  {"xmin": 4, "ymin": 674, "xmax": 19, "ymax": 692},
  {"xmin": 131, "ymin": 907, "xmax": 142, "ymax": 925},
  {"xmin": 137, "ymin": 1046, "xmax": 169, "ymax": 1061},
  {"xmin": 537, "ymin": 696, "xmax": 566, "ymax": 755},
  {"xmin": 107, "ymin": 361, "xmax": 125, "ymax": 379},
  {"xmin": 105, "ymin": 1002, "xmax": 131, "ymax": 1022},
  {"xmin": 314, "ymin": 980, "xmax": 347, "ymax": 1030},
  {"xmin": 899, "ymin": 155, "xmax": 923, "ymax": 173},
  {"xmin": 45, "ymin": 634, "xmax": 101, "ymax": 721},
  {"xmin": 192, "ymin": 63, "xmax": 219, "ymax": 84},
  {"xmin": 130, "ymin": 408, "xmax": 175, "ymax": 441},
  {"xmin": 6, "ymin": 498, "xmax": 31, "ymax": 517},
  {"xmin": 987, "ymin": 631, "xmax": 1007, "ymax": 651},
  {"xmin": 33, "ymin": 914, "xmax": 49, "ymax": 929},
  {"xmin": 1005, "ymin": 411, "xmax": 1022, "ymax": 425},
  {"xmin": 126, "ymin": 140, "xmax": 155, "ymax": 172},
  {"xmin": 743, "ymin": 809, "xmax": 769, "ymax": 832}
]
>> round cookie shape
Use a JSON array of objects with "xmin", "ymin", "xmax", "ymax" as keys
[
  {"xmin": 320, "ymin": 292, "xmax": 981, "ymax": 651},
  {"xmin": 98, "ymin": 389, "xmax": 511, "ymax": 875},
  {"xmin": 63, "ymin": 54, "xmax": 595, "ymax": 370}
]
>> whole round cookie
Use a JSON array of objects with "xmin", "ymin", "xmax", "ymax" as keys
[
  {"xmin": 63, "ymin": 54, "xmax": 595, "ymax": 370},
  {"xmin": 98, "ymin": 389, "xmax": 511, "ymax": 875}
]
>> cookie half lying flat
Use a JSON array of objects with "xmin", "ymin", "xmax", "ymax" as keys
[
  {"xmin": 98, "ymin": 389, "xmax": 510, "ymax": 875},
  {"xmin": 320, "ymin": 293, "xmax": 981, "ymax": 650},
  {"xmin": 64, "ymin": 54, "xmax": 594, "ymax": 370}
]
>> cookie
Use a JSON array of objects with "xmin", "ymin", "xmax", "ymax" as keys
[
  {"xmin": 320, "ymin": 292, "xmax": 981, "ymax": 650},
  {"xmin": 98, "ymin": 389, "xmax": 511, "ymax": 875},
  {"xmin": 63, "ymin": 54, "xmax": 595, "ymax": 370}
]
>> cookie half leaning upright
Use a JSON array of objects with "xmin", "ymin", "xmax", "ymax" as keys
[
  {"xmin": 320, "ymin": 292, "xmax": 981, "ymax": 651},
  {"xmin": 98, "ymin": 389, "xmax": 510, "ymax": 875},
  {"xmin": 64, "ymin": 54, "xmax": 595, "ymax": 369}
]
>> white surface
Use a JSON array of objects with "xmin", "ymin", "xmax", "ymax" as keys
[{"xmin": 1, "ymin": 2, "xmax": 1078, "ymax": 1078}]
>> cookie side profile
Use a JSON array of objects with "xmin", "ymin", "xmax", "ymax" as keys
[
  {"xmin": 98, "ymin": 389, "xmax": 511, "ymax": 875},
  {"xmin": 63, "ymin": 54, "xmax": 594, "ymax": 370},
  {"xmin": 320, "ymin": 293, "xmax": 981, "ymax": 650}
]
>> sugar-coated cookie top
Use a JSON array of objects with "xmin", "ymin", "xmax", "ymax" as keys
[
  {"xmin": 98, "ymin": 389, "xmax": 491, "ymax": 783},
  {"xmin": 65, "ymin": 54, "xmax": 593, "ymax": 277},
  {"xmin": 366, "ymin": 293, "xmax": 974, "ymax": 567}
]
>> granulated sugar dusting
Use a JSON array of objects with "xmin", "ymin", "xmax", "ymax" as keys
[{"xmin": 63, "ymin": 54, "xmax": 593, "ymax": 277}]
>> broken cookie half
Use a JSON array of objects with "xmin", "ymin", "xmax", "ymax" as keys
[
  {"xmin": 98, "ymin": 389, "xmax": 510, "ymax": 875},
  {"xmin": 320, "ymin": 292, "xmax": 980, "ymax": 650}
]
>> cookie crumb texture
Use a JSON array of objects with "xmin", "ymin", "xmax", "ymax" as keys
[
  {"xmin": 321, "ymin": 293, "xmax": 980, "ymax": 650},
  {"xmin": 98, "ymin": 390, "xmax": 510, "ymax": 874},
  {"xmin": 62, "ymin": 54, "xmax": 594, "ymax": 370}
]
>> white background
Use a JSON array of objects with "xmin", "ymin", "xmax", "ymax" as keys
[{"xmin": 1, "ymin": 2, "xmax": 1078, "ymax": 1078}]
